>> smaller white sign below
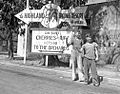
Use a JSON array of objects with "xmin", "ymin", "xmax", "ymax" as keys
[{"xmin": 32, "ymin": 30, "xmax": 72, "ymax": 55}]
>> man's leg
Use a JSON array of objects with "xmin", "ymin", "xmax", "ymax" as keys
[
  {"xmin": 71, "ymin": 51, "xmax": 77, "ymax": 81},
  {"xmin": 83, "ymin": 58, "xmax": 90, "ymax": 84},
  {"xmin": 91, "ymin": 60, "xmax": 100, "ymax": 86},
  {"xmin": 69, "ymin": 45, "xmax": 73, "ymax": 68},
  {"xmin": 69, "ymin": 57, "xmax": 72, "ymax": 68},
  {"xmin": 77, "ymin": 53, "xmax": 84, "ymax": 81}
]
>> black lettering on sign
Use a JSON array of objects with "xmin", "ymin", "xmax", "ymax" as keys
[
  {"xmin": 59, "ymin": 13, "xmax": 84, "ymax": 19},
  {"xmin": 45, "ymin": 32, "xmax": 50, "ymax": 34},
  {"xmin": 60, "ymin": 36, "xmax": 67, "ymax": 40},
  {"xmin": 36, "ymin": 35, "xmax": 58, "ymax": 40},
  {"xmin": 34, "ymin": 45, "xmax": 39, "ymax": 49},
  {"xmin": 34, "ymin": 45, "xmax": 47, "ymax": 50},
  {"xmin": 39, "ymin": 45, "xmax": 47, "ymax": 50},
  {"xmin": 48, "ymin": 46, "xmax": 65, "ymax": 51},
  {"xmin": 71, "ymin": 20, "xmax": 83, "ymax": 25},
  {"xmin": 24, "ymin": 13, "xmax": 30, "ymax": 18},
  {"xmin": 36, "ymin": 13, "xmax": 43, "ymax": 18},
  {"xmin": 108, "ymin": 33, "xmax": 120, "ymax": 40},
  {"xmin": 20, "ymin": 14, "xmax": 23, "ymax": 18}
]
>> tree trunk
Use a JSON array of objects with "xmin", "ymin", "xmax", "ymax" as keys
[{"xmin": 8, "ymin": 33, "xmax": 14, "ymax": 59}]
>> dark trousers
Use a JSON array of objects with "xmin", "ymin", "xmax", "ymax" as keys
[{"xmin": 83, "ymin": 57, "xmax": 98, "ymax": 82}]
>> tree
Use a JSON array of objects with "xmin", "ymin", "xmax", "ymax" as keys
[
  {"xmin": 0, "ymin": 0, "xmax": 26, "ymax": 59},
  {"xmin": 88, "ymin": 1, "xmax": 120, "ymax": 66},
  {"xmin": 0, "ymin": 0, "xmax": 88, "ymax": 64},
  {"xmin": 0, "ymin": 0, "xmax": 53, "ymax": 59}
]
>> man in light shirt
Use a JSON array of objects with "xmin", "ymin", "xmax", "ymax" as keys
[
  {"xmin": 67, "ymin": 31, "xmax": 84, "ymax": 81},
  {"xmin": 81, "ymin": 34, "xmax": 100, "ymax": 86}
]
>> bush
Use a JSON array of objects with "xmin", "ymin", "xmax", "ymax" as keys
[
  {"xmin": 58, "ymin": 54, "xmax": 70, "ymax": 63},
  {"xmin": 27, "ymin": 53, "xmax": 44, "ymax": 60}
]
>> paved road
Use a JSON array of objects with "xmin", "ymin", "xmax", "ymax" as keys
[{"xmin": 0, "ymin": 64, "xmax": 119, "ymax": 94}]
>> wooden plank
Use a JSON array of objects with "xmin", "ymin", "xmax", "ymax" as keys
[{"xmin": 45, "ymin": 55, "xmax": 49, "ymax": 67}]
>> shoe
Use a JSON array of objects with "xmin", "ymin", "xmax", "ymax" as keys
[
  {"xmin": 89, "ymin": 76, "xmax": 92, "ymax": 84},
  {"xmin": 93, "ymin": 83, "xmax": 100, "ymax": 87},
  {"xmin": 78, "ymin": 78, "xmax": 85, "ymax": 82},
  {"xmin": 84, "ymin": 80, "xmax": 89, "ymax": 85},
  {"xmin": 92, "ymin": 78, "xmax": 100, "ymax": 87},
  {"xmin": 72, "ymin": 78, "xmax": 77, "ymax": 81},
  {"xmin": 79, "ymin": 80, "xmax": 84, "ymax": 82}
]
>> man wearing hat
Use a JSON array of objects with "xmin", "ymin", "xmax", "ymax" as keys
[
  {"xmin": 81, "ymin": 34, "xmax": 100, "ymax": 86},
  {"xmin": 67, "ymin": 30, "xmax": 84, "ymax": 82}
]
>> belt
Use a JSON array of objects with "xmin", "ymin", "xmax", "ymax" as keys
[{"xmin": 84, "ymin": 56, "xmax": 95, "ymax": 60}]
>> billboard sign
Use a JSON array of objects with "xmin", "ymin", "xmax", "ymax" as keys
[
  {"xmin": 15, "ymin": 3, "xmax": 87, "ymax": 28},
  {"xmin": 32, "ymin": 30, "xmax": 72, "ymax": 54}
]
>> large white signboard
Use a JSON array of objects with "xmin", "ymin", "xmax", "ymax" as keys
[
  {"xmin": 15, "ymin": 3, "xmax": 87, "ymax": 28},
  {"xmin": 32, "ymin": 30, "xmax": 72, "ymax": 54}
]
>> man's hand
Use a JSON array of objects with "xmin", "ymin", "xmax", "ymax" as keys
[{"xmin": 95, "ymin": 57, "xmax": 99, "ymax": 61}]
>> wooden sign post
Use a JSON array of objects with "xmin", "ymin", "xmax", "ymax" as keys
[{"xmin": 23, "ymin": 0, "xmax": 29, "ymax": 64}]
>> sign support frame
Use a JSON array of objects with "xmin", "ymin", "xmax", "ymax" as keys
[
  {"xmin": 23, "ymin": 0, "xmax": 29, "ymax": 64},
  {"xmin": 23, "ymin": 24, "xmax": 28, "ymax": 64},
  {"xmin": 23, "ymin": 0, "xmax": 49, "ymax": 66},
  {"xmin": 45, "ymin": 55, "xmax": 49, "ymax": 67}
]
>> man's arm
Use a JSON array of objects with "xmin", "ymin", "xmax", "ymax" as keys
[
  {"xmin": 94, "ymin": 43, "xmax": 99, "ymax": 61},
  {"xmin": 66, "ymin": 32, "xmax": 74, "ymax": 47},
  {"xmin": 76, "ymin": 39, "xmax": 83, "ymax": 53},
  {"xmin": 95, "ymin": 47, "xmax": 99, "ymax": 61},
  {"xmin": 80, "ymin": 45, "xmax": 85, "ymax": 57}
]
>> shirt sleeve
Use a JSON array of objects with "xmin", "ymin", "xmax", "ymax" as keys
[
  {"xmin": 67, "ymin": 32, "xmax": 74, "ymax": 45},
  {"xmin": 81, "ymin": 44, "xmax": 85, "ymax": 51},
  {"xmin": 80, "ymin": 39, "xmax": 84, "ymax": 46},
  {"xmin": 94, "ymin": 43, "xmax": 99, "ymax": 59},
  {"xmin": 81, "ymin": 44, "xmax": 85, "ymax": 56},
  {"xmin": 94, "ymin": 42, "xmax": 99, "ymax": 48}
]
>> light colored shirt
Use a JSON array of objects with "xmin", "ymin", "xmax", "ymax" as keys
[
  {"xmin": 68, "ymin": 33, "xmax": 83, "ymax": 52},
  {"xmin": 81, "ymin": 42, "xmax": 98, "ymax": 60},
  {"xmin": 71, "ymin": 37, "xmax": 83, "ymax": 52}
]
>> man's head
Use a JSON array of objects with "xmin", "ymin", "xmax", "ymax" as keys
[
  {"xmin": 48, "ymin": 0, "xmax": 52, "ymax": 4},
  {"xmin": 85, "ymin": 34, "xmax": 92, "ymax": 42},
  {"xmin": 75, "ymin": 31, "xmax": 82, "ymax": 39}
]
